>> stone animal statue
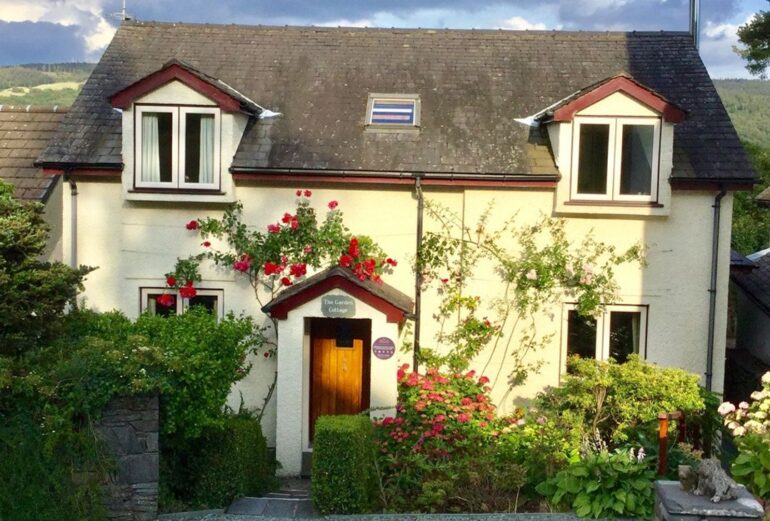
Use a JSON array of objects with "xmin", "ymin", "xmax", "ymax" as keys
[{"xmin": 679, "ymin": 459, "xmax": 740, "ymax": 503}]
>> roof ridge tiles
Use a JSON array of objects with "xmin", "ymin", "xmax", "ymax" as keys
[{"xmin": 0, "ymin": 105, "xmax": 69, "ymax": 113}]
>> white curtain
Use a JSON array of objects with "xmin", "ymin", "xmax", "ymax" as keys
[
  {"xmin": 141, "ymin": 113, "xmax": 161, "ymax": 182},
  {"xmin": 199, "ymin": 115, "xmax": 214, "ymax": 184}
]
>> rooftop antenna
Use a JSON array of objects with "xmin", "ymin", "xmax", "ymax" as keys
[
  {"xmin": 689, "ymin": 0, "xmax": 700, "ymax": 50},
  {"xmin": 111, "ymin": 0, "xmax": 131, "ymax": 22}
]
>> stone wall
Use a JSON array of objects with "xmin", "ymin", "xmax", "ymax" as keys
[{"xmin": 96, "ymin": 393, "xmax": 159, "ymax": 521}]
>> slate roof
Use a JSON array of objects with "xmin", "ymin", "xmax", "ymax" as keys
[
  {"xmin": 732, "ymin": 250, "xmax": 770, "ymax": 316},
  {"xmin": 757, "ymin": 186, "xmax": 770, "ymax": 206},
  {"xmin": 0, "ymin": 106, "xmax": 66, "ymax": 201},
  {"xmin": 38, "ymin": 21, "xmax": 755, "ymax": 182}
]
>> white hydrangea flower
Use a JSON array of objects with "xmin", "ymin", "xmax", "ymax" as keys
[
  {"xmin": 752, "ymin": 391, "xmax": 763, "ymax": 401},
  {"xmin": 637, "ymin": 447, "xmax": 646, "ymax": 463},
  {"xmin": 751, "ymin": 410, "xmax": 767, "ymax": 420},
  {"xmin": 739, "ymin": 401, "xmax": 750, "ymax": 410},
  {"xmin": 761, "ymin": 372, "xmax": 770, "ymax": 385},
  {"xmin": 733, "ymin": 426, "xmax": 746, "ymax": 436},
  {"xmin": 728, "ymin": 421, "xmax": 740, "ymax": 430},
  {"xmin": 718, "ymin": 402, "xmax": 736, "ymax": 416},
  {"xmin": 744, "ymin": 420, "xmax": 766, "ymax": 435}
]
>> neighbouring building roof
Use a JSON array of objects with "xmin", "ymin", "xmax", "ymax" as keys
[
  {"xmin": 263, "ymin": 266, "xmax": 414, "ymax": 323},
  {"xmin": 0, "ymin": 106, "xmax": 67, "ymax": 201},
  {"xmin": 38, "ymin": 21, "xmax": 755, "ymax": 183},
  {"xmin": 757, "ymin": 186, "xmax": 770, "ymax": 206},
  {"xmin": 730, "ymin": 249, "xmax": 757, "ymax": 273},
  {"xmin": 732, "ymin": 250, "xmax": 770, "ymax": 316}
]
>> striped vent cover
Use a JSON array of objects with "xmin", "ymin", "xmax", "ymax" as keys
[{"xmin": 370, "ymin": 99, "xmax": 416, "ymax": 125}]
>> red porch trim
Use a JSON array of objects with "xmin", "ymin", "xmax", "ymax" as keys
[
  {"xmin": 268, "ymin": 275, "xmax": 407, "ymax": 323},
  {"xmin": 110, "ymin": 63, "xmax": 242, "ymax": 112},
  {"xmin": 552, "ymin": 76, "xmax": 687, "ymax": 124}
]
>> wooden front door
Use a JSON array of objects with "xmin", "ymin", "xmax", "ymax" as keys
[{"xmin": 309, "ymin": 318, "xmax": 371, "ymax": 441}]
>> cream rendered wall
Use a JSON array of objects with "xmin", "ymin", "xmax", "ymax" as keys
[
  {"xmin": 274, "ymin": 288, "xmax": 404, "ymax": 476},
  {"xmin": 72, "ymin": 177, "xmax": 732, "ymax": 445}
]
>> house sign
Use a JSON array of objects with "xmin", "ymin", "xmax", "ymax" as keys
[
  {"xmin": 372, "ymin": 337, "xmax": 396, "ymax": 360},
  {"xmin": 321, "ymin": 294, "xmax": 356, "ymax": 317}
]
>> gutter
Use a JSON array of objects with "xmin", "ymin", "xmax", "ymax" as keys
[
  {"xmin": 230, "ymin": 167, "xmax": 559, "ymax": 183},
  {"xmin": 705, "ymin": 188, "xmax": 726, "ymax": 391},
  {"xmin": 413, "ymin": 177, "xmax": 424, "ymax": 371}
]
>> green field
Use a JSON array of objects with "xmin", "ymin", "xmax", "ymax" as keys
[{"xmin": 0, "ymin": 63, "xmax": 94, "ymax": 106}]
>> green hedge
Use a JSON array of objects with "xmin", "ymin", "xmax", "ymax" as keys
[
  {"xmin": 162, "ymin": 414, "xmax": 276, "ymax": 509},
  {"xmin": 311, "ymin": 415, "xmax": 377, "ymax": 515}
]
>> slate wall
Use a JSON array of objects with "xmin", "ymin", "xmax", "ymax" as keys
[{"xmin": 96, "ymin": 393, "xmax": 159, "ymax": 521}]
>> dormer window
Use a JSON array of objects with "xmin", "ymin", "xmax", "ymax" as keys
[
  {"xmin": 135, "ymin": 105, "xmax": 220, "ymax": 190},
  {"xmin": 572, "ymin": 116, "xmax": 660, "ymax": 203}
]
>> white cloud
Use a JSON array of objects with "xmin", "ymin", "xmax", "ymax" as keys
[
  {"xmin": 699, "ymin": 19, "xmax": 751, "ymax": 78},
  {"xmin": 317, "ymin": 18, "xmax": 376, "ymax": 28},
  {"xmin": 0, "ymin": 0, "xmax": 117, "ymax": 60},
  {"xmin": 498, "ymin": 16, "xmax": 547, "ymax": 30}
]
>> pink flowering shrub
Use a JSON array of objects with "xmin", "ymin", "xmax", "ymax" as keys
[{"xmin": 375, "ymin": 366, "xmax": 528, "ymax": 512}]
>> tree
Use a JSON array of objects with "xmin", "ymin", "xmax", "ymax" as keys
[
  {"xmin": 737, "ymin": 2, "xmax": 770, "ymax": 77},
  {"xmin": 0, "ymin": 180, "xmax": 91, "ymax": 356},
  {"xmin": 731, "ymin": 142, "xmax": 770, "ymax": 255}
]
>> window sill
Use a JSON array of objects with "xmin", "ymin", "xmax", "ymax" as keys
[
  {"xmin": 565, "ymin": 200, "xmax": 664, "ymax": 208},
  {"xmin": 129, "ymin": 188, "xmax": 226, "ymax": 195}
]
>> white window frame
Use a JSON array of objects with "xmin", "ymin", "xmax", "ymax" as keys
[
  {"xmin": 561, "ymin": 303, "xmax": 648, "ymax": 365},
  {"xmin": 134, "ymin": 105, "xmax": 221, "ymax": 190},
  {"xmin": 135, "ymin": 105, "xmax": 178, "ymax": 189},
  {"xmin": 140, "ymin": 287, "xmax": 225, "ymax": 320},
  {"xmin": 570, "ymin": 116, "xmax": 661, "ymax": 203},
  {"xmin": 178, "ymin": 106, "xmax": 221, "ymax": 190}
]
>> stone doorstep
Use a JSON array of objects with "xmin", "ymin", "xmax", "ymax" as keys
[{"xmin": 226, "ymin": 497, "xmax": 318, "ymax": 518}]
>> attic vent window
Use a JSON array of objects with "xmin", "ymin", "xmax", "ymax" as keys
[{"xmin": 366, "ymin": 94, "xmax": 420, "ymax": 130}]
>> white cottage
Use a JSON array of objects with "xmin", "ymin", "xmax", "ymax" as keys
[{"xmin": 36, "ymin": 21, "xmax": 756, "ymax": 475}]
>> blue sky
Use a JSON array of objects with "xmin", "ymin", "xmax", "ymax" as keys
[{"xmin": 0, "ymin": 0, "xmax": 766, "ymax": 78}]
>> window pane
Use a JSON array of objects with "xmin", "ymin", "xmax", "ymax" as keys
[
  {"xmin": 141, "ymin": 112, "xmax": 173, "ymax": 183},
  {"xmin": 185, "ymin": 113, "xmax": 215, "ymax": 184},
  {"xmin": 148, "ymin": 293, "xmax": 176, "ymax": 317},
  {"xmin": 567, "ymin": 309, "xmax": 597, "ymax": 361},
  {"xmin": 577, "ymin": 124, "xmax": 610, "ymax": 195},
  {"xmin": 609, "ymin": 311, "xmax": 641, "ymax": 363},
  {"xmin": 620, "ymin": 125, "xmax": 654, "ymax": 196},
  {"xmin": 188, "ymin": 295, "xmax": 218, "ymax": 319}
]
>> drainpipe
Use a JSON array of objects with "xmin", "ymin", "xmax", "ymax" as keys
[
  {"xmin": 413, "ymin": 176, "xmax": 424, "ymax": 371},
  {"xmin": 705, "ymin": 188, "xmax": 726, "ymax": 391},
  {"xmin": 64, "ymin": 171, "xmax": 78, "ymax": 268}
]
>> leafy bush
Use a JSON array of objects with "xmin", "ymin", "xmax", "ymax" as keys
[
  {"xmin": 537, "ymin": 355, "xmax": 704, "ymax": 444},
  {"xmin": 721, "ymin": 372, "xmax": 770, "ymax": 500},
  {"xmin": 0, "ymin": 414, "xmax": 105, "ymax": 521},
  {"xmin": 536, "ymin": 449, "xmax": 656, "ymax": 518},
  {"xmin": 312, "ymin": 415, "xmax": 377, "ymax": 515},
  {"xmin": 375, "ymin": 366, "xmax": 530, "ymax": 512},
  {"xmin": 163, "ymin": 413, "xmax": 276, "ymax": 508}
]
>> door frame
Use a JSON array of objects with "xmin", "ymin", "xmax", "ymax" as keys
[{"xmin": 307, "ymin": 317, "xmax": 371, "ymax": 446}]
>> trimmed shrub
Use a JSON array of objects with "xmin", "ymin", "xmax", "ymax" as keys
[
  {"xmin": 164, "ymin": 414, "xmax": 275, "ymax": 508},
  {"xmin": 537, "ymin": 355, "xmax": 704, "ymax": 444},
  {"xmin": 312, "ymin": 415, "xmax": 376, "ymax": 515}
]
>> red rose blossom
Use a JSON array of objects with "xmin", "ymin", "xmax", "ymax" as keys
[
  {"xmin": 267, "ymin": 223, "xmax": 281, "ymax": 233},
  {"xmin": 264, "ymin": 261, "xmax": 281, "ymax": 275},
  {"xmin": 157, "ymin": 293, "xmax": 175, "ymax": 307},
  {"xmin": 233, "ymin": 254, "xmax": 251, "ymax": 273},
  {"xmin": 166, "ymin": 275, "xmax": 177, "ymax": 287},
  {"xmin": 303, "ymin": 244, "xmax": 313, "ymax": 254},
  {"xmin": 296, "ymin": 190, "xmax": 302, "ymax": 197},
  {"xmin": 339, "ymin": 255, "xmax": 353, "ymax": 268},
  {"xmin": 185, "ymin": 220, "xmax": 199, "ymax": 230},
  {"xmin": 202, "ymin": 241, "xmax": 211, "ymax": 248},
  {"xmin": 328, "ymin": 200, "xmax": 338, "ymax": 209},
  {"xmin": 348, "ymin": 237, "xmax": 360, "ymax": 258},
  {"xmin": 281, "ymin": 277, "xmax": 292, "ymax": 286},
  {"xmin": 385, "ymin": 258, "xmax": 397, "ymax": 266},
  {"xmin": 179, "ymin": 281, "xmax": 197, "ymax": 299},
  {"xmin": 281, "ymin": 212, "xmax": 293, "ymax": 224},
  {"xmin": 303, "ymin": 189, "xmax": 312, "ymax": 197},
  {"xmin": 289, "ymin": 263, "xmax": 307, "ymax": 277}
]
